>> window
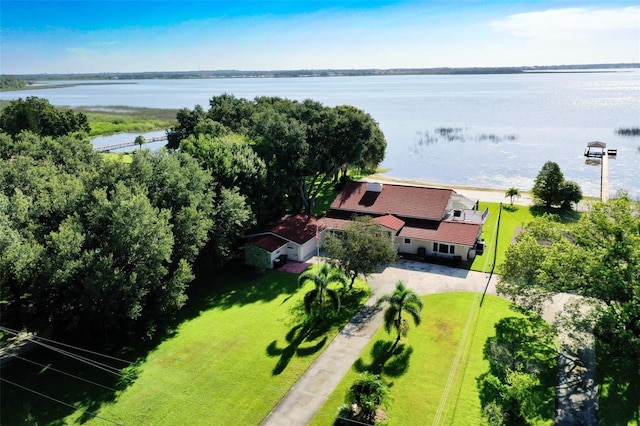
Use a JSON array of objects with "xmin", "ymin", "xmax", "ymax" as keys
[
  {"xmin": 434, "ymin": 242, "xmax": 456, "ymax": 254},
  {"xmin": 404, "ymin": 238, "xmax": 411, "ymax": 244}
]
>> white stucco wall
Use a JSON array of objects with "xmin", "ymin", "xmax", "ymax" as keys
[{"xmin": 395, "ymin": 237, "xmax": 472, "ymax": 260}]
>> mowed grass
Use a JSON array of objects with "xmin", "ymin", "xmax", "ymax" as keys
[
  {"xmin": 59, "ymin": 269, "xmax": 369, "ymax": 425},
  {"xmin": 470, "ymin": 202, "xmax": 536, "ymax": 273},
  {"xmin": 470, "ymin": 202, "xmax": 583, "ymax": 274},
  {"xmin": 311, "ymin": 292, "xmax": 523, "ymax": 425}
]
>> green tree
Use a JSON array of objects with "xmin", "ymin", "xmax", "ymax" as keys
[
  {"xmin": 135, "ymin": 135, "xmax": 146, "ymax": 149},
  {"xmin": 250, "ymin": 107, "xmax": 309, "ymax": 216},
  {"xmin": 298, "ymin": 264, "xmax": 346, "ymax": 320},
  {"xmin": 497, "ymin": 196, "xmax": 640, "ymax": 421},
  {"xmin": 498, "ymin": 196, "xmax": 640, "ymax": 358},
  {"xmin": 376, "ymin": 281, "xmax": 423, "ymax": 348},
  {"xmin": 0, "ymin": 75, "xmax": 26, "ymax": 90},
  {"xmin": 340, "ymin": 372, "xmax": 391, "ymax": 425},
  {"xmin": 0, "ymin": 132, "xmax": 219, "ymax": 343},
  {"xmin": 532, "ymin": 161, "xmax": 564, "ymax": 208},
  {"xmin": 180, "ymin": 133, "xmax": 266, "ymax": 200},
  {"xmin": 166, "ymin": 104, "xmax": 206, "ymax": 149},
  {"xmin": 207, "ymin": 95, "xmax": 387, "ymax": 217},
  {"xmin": 323, "ymin": 218, "xmax": 398, "ymax": 289},
  {"xmin": 559, "ymin": 180, "xmax": 582, "ymax": 210},
  {"xmin": 128, "ymin": 150, "xmax": 215, "ymax": 265},
  {"xmin": 205, "ymin": 187, "xmax": 255, "ymax": 269},
  {"xmin": 207, "ymin": 93, "xmax": 254, "ymax": 133},
  {"xmin": 505, "ymin": 187, "xmax": 520, "ymax": 207},
  {"xmin": 531, "ymin": 161, "xmax": 581, "ymax": 210},
  {"xmin": 0, "ymin": 97, "xmax": 89, "ymax": 137},
  {"xmin": 477, "ymin": 315, "xmax": 557, "ymax": 425}
]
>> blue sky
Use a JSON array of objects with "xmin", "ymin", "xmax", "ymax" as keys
[{"xmin": 1, "ymin": 1, "xmax": 638, "ymax": 74}]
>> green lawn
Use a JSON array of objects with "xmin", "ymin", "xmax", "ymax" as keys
[
  {"xmin": 311, "ymin": 292, "xmax": 528, "ymax": 425},
  {"xmin": 72, "ymin": 270, "xmax": 368, "ymax": 425},
  {"xmin": 470, "ymin": 202, "xmax": 536, "ymax": 273},
  {"xmin": 469, "ymin": 202, "xmax": 582, "ymax": 274},
  {"xmin": 1, "ymin": 267, "xmax": 369, "ymax": 425}
]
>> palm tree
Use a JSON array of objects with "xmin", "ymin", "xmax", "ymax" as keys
[
  {"xmin": 376, "ymin": 281, "xmax": 423, "ymax": 348},
  {"xmin": 135, "ymin": 135, "xmax": 146, "ymax": 150},
  {"xmin": 298, "ymin": 263, "xmax": 346, "ymax": 320},
  {"xmin": 505, "ymin": 187, "xmax": 521, "ymax": 207},
  {"xmin": 343, "ymin": 372, "xmax": 391, "ymax": 424}
]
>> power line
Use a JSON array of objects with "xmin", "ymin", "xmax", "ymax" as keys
[
  {"xmin": 432, "ymin": 292, "xmax": 481, "ymax": 426},
  {"xmin": 1, "ymin": 326, "xmax": 245, "ymax": 424},
  {"xmin": 0, "ymin": 327, "xmax": 130, "ymax": 379},
  {"xmin": 0, "ymin": 325, "xmax": 135, "ymax": 365},
  {"xmin": 0, "ymin": 378, "xmax": 124, "ymax": 426},
  {"xmin": 24, "ymin": 338, "xmax": 127, "ymax": 378},
  {"xmin": 13, "ymin": 355, "xmax": 118, "ymax": 392}
]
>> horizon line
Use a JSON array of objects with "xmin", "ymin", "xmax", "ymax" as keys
[{"xmin": 6, "ymin": 63, "xmax": 640, "ymax": 77}]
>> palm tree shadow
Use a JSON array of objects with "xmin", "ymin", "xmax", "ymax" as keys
[
  {"xmin": 353, "ymin": 340, "xmax": 413, "ymax": 377},
  {"xmin": 267, "ymin": 323, "xmax": 327, "ymax": 375}
]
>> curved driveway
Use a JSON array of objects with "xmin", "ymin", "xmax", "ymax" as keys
[{"xmin": 261, "ymin": 259, "xmax": 498, "ymax": 426}]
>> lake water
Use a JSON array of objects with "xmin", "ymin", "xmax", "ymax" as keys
[{"xmin": 2, "ymin": 71, "xmax": 639, "ymax": 198}]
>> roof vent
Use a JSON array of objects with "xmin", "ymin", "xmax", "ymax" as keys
[{"xmin": 366, "ymin": 182, "xmax": 383, "ymax": 193}]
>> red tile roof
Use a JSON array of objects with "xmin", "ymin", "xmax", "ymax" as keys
[
  {"xmin": 330, "ymin": 181, "xmax": 452, "ymax": 221},
  {"xmin": 270, "ymin": 214, "xmax": 319, "ymax": 244},
  {"xmin": 252, "ymin": 234, "xmax": 288, "ymax": 252},
  {"xmin": 398, "ymin": 221, "xmax": 481, "ymax": 246},
  {"xmin": 370, "ymin": 214, "xmax": 405, "ymax": 231}
]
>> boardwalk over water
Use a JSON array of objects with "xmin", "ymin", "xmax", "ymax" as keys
[{"xmin": 94, "ymin": 135, "xmax": 167, "ymax": 152}]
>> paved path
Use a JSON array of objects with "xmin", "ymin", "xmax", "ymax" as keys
[{"xmin": 261, "ymin": 260, "xmax": 498, "ymax": 426}]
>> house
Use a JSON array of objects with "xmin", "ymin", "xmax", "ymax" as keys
[
  {"xmin": 246, "ymin": 214, "xmax": 321, "ymax": 269},
  {"xmin": 246, "ymin": 181, "xmax": 488, "ymax": 269},
  {"xmin": 320, "ymin": 181, "xmax": 488, "ymax": 262}
]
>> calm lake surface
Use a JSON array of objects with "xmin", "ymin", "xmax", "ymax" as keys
[{"xmin": 3, "ymin": 71, "xmax": 639, "ymax": 198}]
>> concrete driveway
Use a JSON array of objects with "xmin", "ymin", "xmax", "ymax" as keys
[{"xmin": 261, "ymin": 259, "xmax": 498, "ymax": 426}]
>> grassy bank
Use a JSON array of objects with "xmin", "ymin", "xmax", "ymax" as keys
[
  {"xmin": 81, "ymin": 106, "xmax": 177, "ymax": 136},
  {"xmin": 0, "ymin": 100, "xmax": 177, "ymax": 137}
]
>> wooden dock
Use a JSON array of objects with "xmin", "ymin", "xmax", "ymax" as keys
[{"xmin": 94, "ymin": 135, "xmax": 167, "ymax": 152}]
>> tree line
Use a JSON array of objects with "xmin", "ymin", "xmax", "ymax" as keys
[
  {"xmin": 0, "ymin": 96, "xmax": 386, "ymax": 345},
  {"xmin": 168, "ymin": 94, "xmax": 386, "ymax": 221},
  {"xmin": 0, "ymin": 76, "xmax": 27, "ymax": 90}
]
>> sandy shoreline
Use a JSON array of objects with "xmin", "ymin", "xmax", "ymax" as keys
[{"xmin": 362, "ymin": 174, "xmax": 534, "ymax": 205}]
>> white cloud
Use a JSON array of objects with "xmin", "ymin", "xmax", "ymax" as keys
[
  {"xmin": 487, "ymin": 7, "xmax": 640, "ymax": 65},
  {"xmin": 490, "ymin": 7, "xmax": 640, "ymax": 41}
]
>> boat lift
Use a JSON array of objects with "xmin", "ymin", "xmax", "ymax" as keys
[{"xmin": 584, "ymin": 141, "xmax": 617, "ymax": 202}]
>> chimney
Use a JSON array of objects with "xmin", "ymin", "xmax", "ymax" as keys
[{"xmin": 366, "ymin": 182, "xmax": 383, "ymax": 193}]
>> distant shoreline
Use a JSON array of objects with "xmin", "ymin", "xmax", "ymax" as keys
[
  {"xmin": 4, "ymin": 63, "xmax": 638, "ymax": 83},
  {"xmin": 0, "ymin": 81, "xmax": 135, "ymax": 93}
]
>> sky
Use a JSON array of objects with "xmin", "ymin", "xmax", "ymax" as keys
[{"xmin": 1, "ymin": 1, "xmax": 638, "ymax": 74}]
